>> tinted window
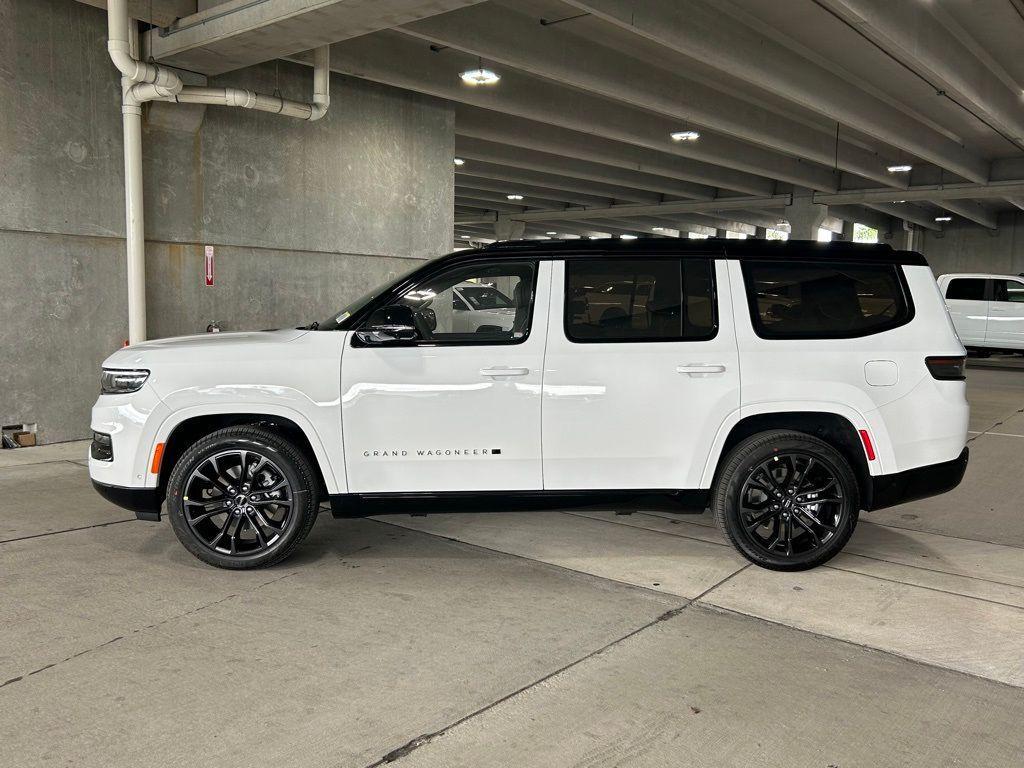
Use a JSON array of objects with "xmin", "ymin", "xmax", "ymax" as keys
[
  {"xmin": 382, "ymin": 261, "xmax": 535, "ymax": 344},
  {"xmin": 457, "ymin": 285, "xmax": 514, "ymax": 309},
  {"xmin": 743, "ymin": 261, "xmax": 911, "ymax": 339},
  {"xmin": 992, "ymin": 280, "xmax": 1024, "ymax": 303},
  {"xmin": 946, "ymin": 278, "xmax": 986, "ymax": 301},
  {"xmin": 565, "ymin": 258, "xmax": 716, "ymax": 342}
]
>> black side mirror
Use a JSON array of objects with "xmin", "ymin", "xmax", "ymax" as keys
[{"xmin": 355, "ymin": 305, "xmax": 420, "ymax": 345}]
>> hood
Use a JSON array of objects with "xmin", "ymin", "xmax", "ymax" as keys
[{"xmin": 103, "ymin": 329, "xmax": 309, "ymax": 368}]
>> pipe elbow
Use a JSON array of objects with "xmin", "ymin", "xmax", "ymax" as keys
[
  {"xmin": 308, "ymin": 100, "xmax": 329, "ymax": 121},
  {"xmin": 108, "ymin": 42, "xmax": 140, "ymax": 80}
]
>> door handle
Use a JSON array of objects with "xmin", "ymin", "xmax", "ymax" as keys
[
  {"xmin": 480, "ymin": 367, "xmax": 530, "ymax": 377},
  {"xmin": 677, "ymin": 363, "xmax": 726, "ymax": 375}
]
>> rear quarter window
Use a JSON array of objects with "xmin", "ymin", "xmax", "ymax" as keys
[{"xmin": 742, "ymin": 260, "xmax": 913, "ymax": 339}]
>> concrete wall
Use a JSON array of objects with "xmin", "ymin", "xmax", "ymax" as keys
[
  {"xmin": 0, "ymin": 0, "xmax": 454, "ymax": 443},
  {"xmin": 918, "ymin": 212, "xmax": 1024, "ymax": 277}
]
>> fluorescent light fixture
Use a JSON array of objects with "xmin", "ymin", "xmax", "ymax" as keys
[
  {"xmin": 506, "ymin": 194, "xmax": 524, "ymax": 200},
  {"xmin": 652, "ymin": 226, "xmax": 666, "ymax": 231},
  {"xmin": 893, "ymin": 199, "xmax": 906, "ymax": 203},
  {"xmin": 460, "ymin": 234, "xmax": 471, "ymax": 239},
  {"xmin": 887, "ymin": 164, "xmax": 913, "ymax": 173},
  {"xmin": 620, "ymin": 234, "xmax": 638, "ymax": 240},
  {"xmin": 935, "ymin": 216, "xmax": 952, "ymax": 222},
  {"xmin": 460, "ymin": 67, "xmax": 500, "ymax": 85},
  {"xmin": 453, "ymin": 158, "xmax": 465, "ymax": 166},
  {"xmin": 670, "ymin": 130, "xmax": 701, "ymax": 142},
  {"xmin": 546, "ymin": 231, "xmax": 557, "ymax": 235}
]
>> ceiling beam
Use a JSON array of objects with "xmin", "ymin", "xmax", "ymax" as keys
[
  {"xmin": 564, "ymin": 0, "xmax": 990, "ymax": 182},
  {"xmin": 454, "ymin": 137, "xmax": 711, "ymax": 200},
  {"xmin": 455, "ymin": 186, "xmax": 572, "ymax": 210},
  {"xmin": 454, "ymin": 196, "xmax": 525, "ymax": 213},
  {"xmin": 401, "ymin": 2, "xmax": 898, "ymax": 188},
  {"xmin": 863, "ymin": 203, "xmax": 940, "ymax": 231},
  {"xmin": 816, "ymin": 180, "xmax": 1024, "ymax": 205},
  {"xmin": 817, "ymin": 0, "xmax": 1024, "ymax": 149},
  {"xmin": 507, "ymin": 195, "xmax": 793, "ymax": 224},
  {"xmin": 940, "ymin": 200, "xmax": 998, "ymax": 230},
  {"xmin": 456, "ymin": 176, "xmax": 613, "ymax": 208},
  {"xmin": 456, "ymin": 162, "xmax": 660, "ymax": 204},
  {"xmin": 318, "ymin": 32, "xmax": 804, "ymax": 195},
  {"xmin": 455, "ymin": 107, "xmax": 766, "ymax": 196},
  {"xmin": 147, "ymin": 0, "xmax": 486, "ymax": 75}
]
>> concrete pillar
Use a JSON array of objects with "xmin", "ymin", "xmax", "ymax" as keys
[
  {"xmin": 495, "ymin": 215, "xmax": 526, "ymax": 241},
  {"xmin": 754, "ymin": 226, "xmax": 767, "ymax": 240},
  {"xmin": 715, "ymin": 228, "xmax": 728, "ymax": 238},
  {"xmin": 784, "ymin": 189, "xmax": 828, "ymax": 240},
  {"xmin": 839, "ymin": 220, "xmax": 855, "ymax": 242}
]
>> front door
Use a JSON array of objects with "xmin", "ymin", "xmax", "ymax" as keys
[
  {"xmin": 943, "ymin": 277, "xmax": 988, "ymax": 345},
  {"xmin": 340, "ymin": 259, "xmax": 549, "ymax": 493},
  {"xmin": 986, "ymin": 278, "xmax": 1024, "ymax": 349},
  {"xmin": 541, "ymin": 256, "xmax": 740, "ymax": 490}
]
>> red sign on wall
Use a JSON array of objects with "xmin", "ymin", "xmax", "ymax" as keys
[{"xmin": 204, "ymin": 245, "xmax": 215, "ymax": 287}]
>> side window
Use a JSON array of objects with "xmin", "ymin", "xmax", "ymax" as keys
[
  {"xmin": 946, "ymin": 278, "xmax": 987, "ymax": 301},
  {"xmin": 992, "ymin": 280, "xmax": 1024, "ymax": 303},
  {"xmin": 743, "ymin": 260, "xmax": 912, "ymax": 339},
  {"xmin": 384, "ymin": 261, "xmax": 535, "ymax": 344},
  {"xmin": 565, "ymin": 257, "xmax": 716, "ymax": 342}
]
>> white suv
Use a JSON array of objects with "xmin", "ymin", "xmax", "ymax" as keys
[
  {"xmin": 937, "ymin": 273, "xmax": 1024, "ymax": 353},
  {"xmin": 90, "ymin": 239, "xmax": 970, "ymax": 571}
]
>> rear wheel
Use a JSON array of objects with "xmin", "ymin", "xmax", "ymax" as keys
[
  {"xmin": 166, "ymin": 426, "xmax": 319, "ymax": 569},
  {"xmin": 713, "ymin": 430, "xmax": 858, "ymax": 571}
]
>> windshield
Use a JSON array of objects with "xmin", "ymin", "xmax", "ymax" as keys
[{"xmin": 317, "ymin": 258, "xmax": 436, "ymax": 331}]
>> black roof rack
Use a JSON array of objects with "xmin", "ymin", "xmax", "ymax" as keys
[{"xmin": 467, "ymin": 236, "xmax": 923, "ymax": 265}]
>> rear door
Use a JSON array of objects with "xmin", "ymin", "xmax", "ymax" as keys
[
  {"xmin": 986, "ymin": 278, "xmax": 1024, "ymax": 349},
  {"xmin": 942, "ymin": 277, "xmax": 988, "ymax": 345},
  {"xmin": 541, "ymin": 255, "xmax": 740, "ymax": 490}
]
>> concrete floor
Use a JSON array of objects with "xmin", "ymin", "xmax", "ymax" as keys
[{"xmin": 3, "ymin": 367, "xmax": 1024, "ymax": 767}]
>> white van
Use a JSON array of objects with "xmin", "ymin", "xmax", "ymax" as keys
[
  {"xmin": 90, "ymin": 239, "xmax": 970, "ymax": 571},
  {"xmin": 937, "ymin": 273, "xmax": 1024, "ymax": 352}
]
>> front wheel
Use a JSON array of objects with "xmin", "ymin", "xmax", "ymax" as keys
[
  {"xmin": 712, "ymin": 431, "xmax": 859, "ymax": 571},
  {"xmin": 166, "ymin": 426, "xmax": 320, "ymax": 569}
]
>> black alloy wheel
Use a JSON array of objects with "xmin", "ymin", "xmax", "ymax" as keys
[
  {"xmin": 713, "ymin": 430, "xmax": 859, "ymax": 570},
  {"xmin": 166, "ymin": 426, "xmax": 319, "ymax": 569}
]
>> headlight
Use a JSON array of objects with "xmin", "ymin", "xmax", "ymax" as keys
[{"xmin": 100, "ymin": 368, "xmax": 150, "ymax": 394}]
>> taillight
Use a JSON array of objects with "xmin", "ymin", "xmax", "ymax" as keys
[{"xmin": 925, "ymin": 356, "xmax": 966, "ymax": 381}]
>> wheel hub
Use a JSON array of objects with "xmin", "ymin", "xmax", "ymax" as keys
[{"xmin": 182, "ymin": 449, "xmax": 293, "ymax": 556}]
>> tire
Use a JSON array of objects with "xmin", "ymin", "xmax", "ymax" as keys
[
  {"xmin": 166, "ymin": 426, "xmax": 320, "ymax": 569},
  {"xmin": 712, "ymin": 430, "xmax": 859, "ymax": 571}
]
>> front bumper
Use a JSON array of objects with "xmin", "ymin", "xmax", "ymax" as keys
[
  {"xmin": 92, "ymin": 480, "xmax": 163, "ymax": 521},
  {"xmin": 868, "ymin": 447, "xmax": 969, "ymax": 511}
]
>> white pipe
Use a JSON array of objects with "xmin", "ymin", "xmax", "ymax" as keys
[{"xmin": 106, "ymin": 0, "xmax": 331, "ymax": 343}]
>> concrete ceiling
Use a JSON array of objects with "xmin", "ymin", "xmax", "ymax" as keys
[{"xmin": 138, "ymin": 0, "xmax": 1024, "ymax": 240}]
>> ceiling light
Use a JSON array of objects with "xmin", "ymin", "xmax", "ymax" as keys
[
  {"xmin": 546, "ymin": 231, "xmax": 557, "ymax": 235},
  {"xmin": 652, "ymin": 226, "xmax": 666, "ymax": 231},
  {"xmin": 453, "ymin": 158, "xmax": 465, "ymax": 166},
  {"xmin": 507, "ymin": 194, "xmax": 524, "ymax": 200},
  {"xmin": 671, "ymin": 130, "xmax": 701, "ymax": 142},
  {"xmin": 887, "ymin": 164, "xmax": 913, "ymax": 173},
  {"xmin": 893, "ymin": 200, "xmax": 906, "ymax": 203},
  {"xmin": 459, "ymin": 67, "xmax": 500, "ymax": 86},
  {"xmin": 935, "ymin": 216, "xmax": 952, "ymax": 222},
  {"xmin": 460, "ymin": 235, "xmax": 471, "ymax": 239},
  {"xmin": 620, "ymin": 234, "xmax": 638, "ymax": 240}
]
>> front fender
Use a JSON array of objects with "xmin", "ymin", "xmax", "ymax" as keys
[{"xmin": 148, "ymin": 402, "xmax": 343, "ymax": 493}]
